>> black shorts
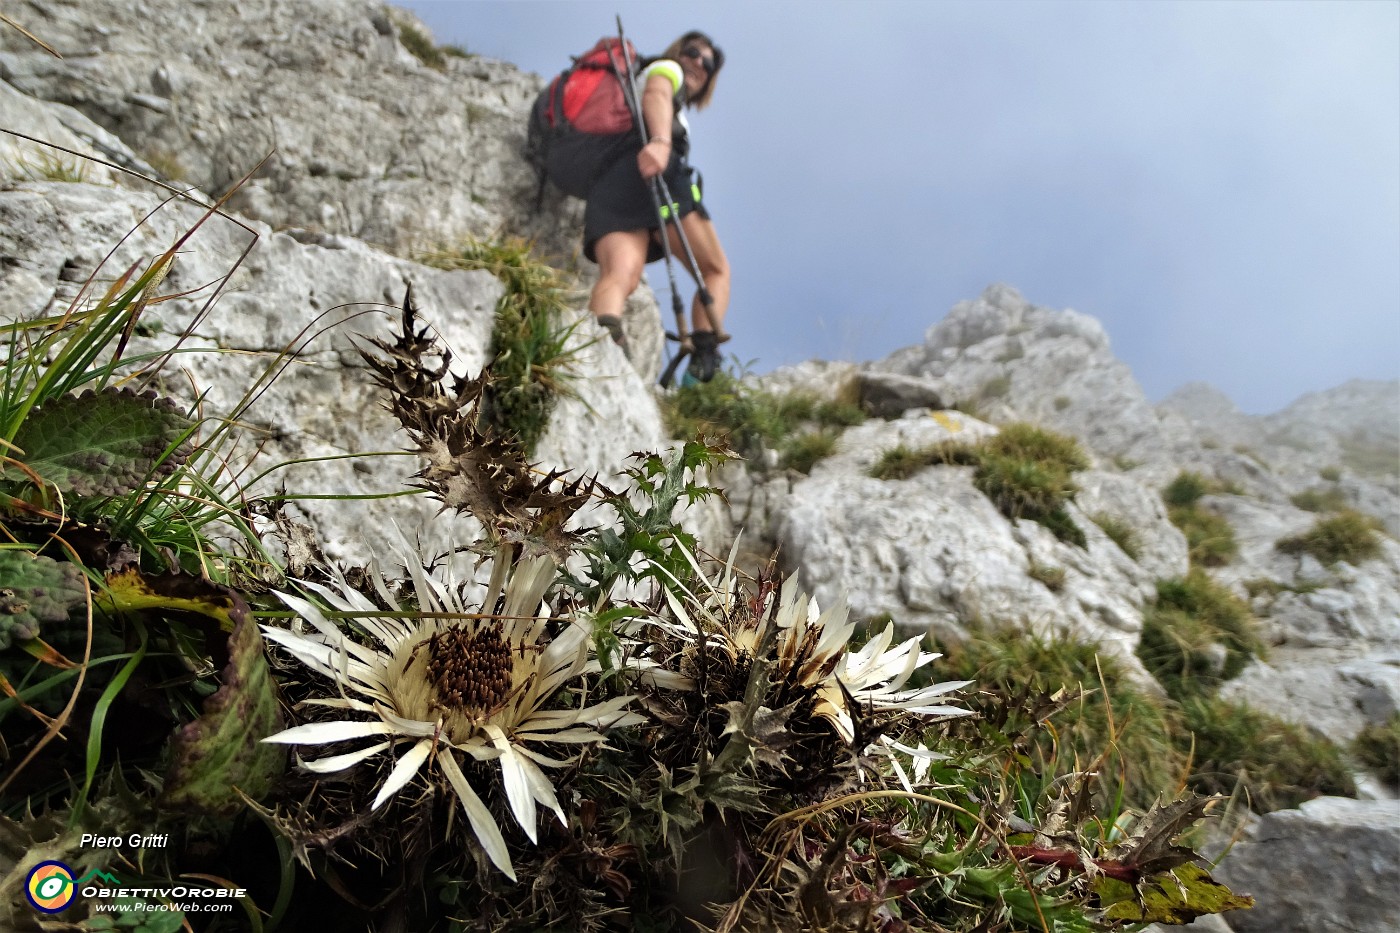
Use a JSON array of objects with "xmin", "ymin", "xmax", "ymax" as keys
[{"xmin": 583, "ymin": 154, "xmax": 709, "ymax": 264}]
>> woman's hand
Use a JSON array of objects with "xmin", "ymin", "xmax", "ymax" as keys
[{"xmin": 637, "ymin": 138, "xmax": 671, "ymax": 179}]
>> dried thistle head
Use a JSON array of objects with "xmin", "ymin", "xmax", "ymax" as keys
[{"xmin": 360, "ymin": 288, "xmax": 599, "ymax": 561}]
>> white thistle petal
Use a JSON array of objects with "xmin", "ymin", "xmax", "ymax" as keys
[
  {"xmin": 495, "ymin": 742, "xmax": 539, "ymax": 842},
  {"xmin": 372, "ymin": 738, "xmax": 434, "ymax": 810},
  {"xmin": 263, "ymin": 720, "xmax": 397, "ymax": 745},
  {"xmin": 511, "ymin": 745, "xmax": 578, "ymax": 768},
  {"xmin": 299, "ymin": 741, "xmax": 392, "ymax": 773},
  {"xmin": 260, "ymin": 628, "xmax": 388, "ymax": 700},
  {"xmin": 375, "ymin": 706, "xmax": 440, "ymax": 737},
  {"xmin": 439, "ymin": 750, "xmax": 516, "ymax": 882},
  {"xmin": 301, "ymin": 697, "xmax": 379, "ymax": 712},
  {"xmin": 520, "ymin": 752, "xmax": 568, "ymax": 827}
]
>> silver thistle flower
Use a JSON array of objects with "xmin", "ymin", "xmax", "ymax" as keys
[
  {"xmin": 260, "ymin": 550, "xmax": 641, "ymax": 881},
  {"xmin": 648, "ymin": 544, "xmax": 971, "ymax": 750}
]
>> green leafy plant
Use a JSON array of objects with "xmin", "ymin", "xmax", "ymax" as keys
[
  {"xmin": 2, "ymin": 205, "xmax": 1245, "ymax": 932},
  {"xmin": 1276, "ymin": 509, "xmax": 1385, "ymax": 566},
  {"xmin": 0, "ymin": 551, "xmax": 87, "ymax": 649},
  {"xmin": 237, "ymin": 302, "xmax": 1244, "ymax": 932},
  {"xmin": 0, "ymin": 198, "xmax": 317, "ymax": 928}
]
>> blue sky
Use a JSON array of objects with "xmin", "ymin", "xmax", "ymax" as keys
[{"xmin": 401, "ymin": 0, "xmax": 1400, "ymax": 415}]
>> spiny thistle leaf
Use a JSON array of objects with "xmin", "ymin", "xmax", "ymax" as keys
[
  {"xmin": 1, "ymin": 388, "xmax": 194, "ymax": 498},
  {"xmin": 1110, "ymin": 794, "xmax": 1219, "ymax": 878},
  {"xmin": 0, "ymin": 551, "xmax": 87, "ymax": 649},
  {"xmin": 1096, "ymin": 862, "xmax": 1254, "ymax": 924},
  {"xmin": 361, "ymin": 288, "xmax": 598, "ymax": 559},
  {"xmin": 159, "ymin": 578, "xmax": 284, "ymax": 813}
]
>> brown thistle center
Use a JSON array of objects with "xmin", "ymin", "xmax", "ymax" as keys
[{"xmin": 425, "ymin": 621, "xmax": 514, "ymax": 713}]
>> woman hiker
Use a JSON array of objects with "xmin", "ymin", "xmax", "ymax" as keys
[{"xmin": 586, "ymin": 31, "xmax": 731, "ymax": 384}]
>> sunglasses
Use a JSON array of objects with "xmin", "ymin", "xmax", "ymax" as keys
[{"xmin": 681, "ymin": 44, "xmax": 722, "ymax": 76}]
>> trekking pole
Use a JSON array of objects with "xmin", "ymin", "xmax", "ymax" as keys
[
  {"xmin": 605, "ymin": 26, "xmax": 691, "ymax": 372},
  {"xmin": 615, "ymin": 18, "xmax": 719, "ymax": 331},
  {"xmin": 613, "ymin": 18, "xmax": 725, "ymax": 347}
]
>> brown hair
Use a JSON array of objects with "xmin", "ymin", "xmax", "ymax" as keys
[{"xmin": 659, "ymin": 31, "xmax": 724, "ymax": 111}]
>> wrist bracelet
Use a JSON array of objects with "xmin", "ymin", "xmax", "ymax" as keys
[{"xmin": 651, "ymin": 137, "xmax": 672, "ymax": 145}]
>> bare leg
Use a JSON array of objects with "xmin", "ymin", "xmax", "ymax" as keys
[{"xmin": 589, "ymin": 230, "xmax": 650, "ymax": 320}]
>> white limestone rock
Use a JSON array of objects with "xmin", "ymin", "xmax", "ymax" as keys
[
  {"xmin": 1213, "ymin": 797, "xmax": 1400, "ymax": 933},
  {"xmin": 776, "ymin": 410, "xmax": 1180, "ymax": 678},
  {"xmin": 878, "ymin": 284, "xmax": 1199, "ymax": 485},
  {"xmin": 0, "ymin": 0, "xmax": 670, "ymax": 380},
  {"xmin": 0, "ymin": 178, "xmax": 667, "ymax": 566}
]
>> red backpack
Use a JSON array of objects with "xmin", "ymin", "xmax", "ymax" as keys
[{"xmin": 526, "ymin": 38, "xmax": 640, "ymax": 201}]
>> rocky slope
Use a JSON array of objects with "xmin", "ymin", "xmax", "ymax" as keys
[
  {"xmin": 2, "ymin": 3, "xmax": 1397, "ymax": 930},
  {"xmin": 1, "ymin": 0, "xmax": 669, "ymax": 563}
]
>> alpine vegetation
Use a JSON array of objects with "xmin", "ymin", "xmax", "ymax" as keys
[
  {"xmin": 0, "ymin": 232, "xmax": 1249, "ymax": 929},
  {"xmin": 0, "ymin": 4, "xmax": 1270, "ymax": 926},
  {"xmin": 238, "ymin": 296, "xmax": 1247, "ymax": 930}
]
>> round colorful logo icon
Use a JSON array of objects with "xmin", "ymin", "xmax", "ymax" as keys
[{"xmin": 25, "ymin": 861, "xmax": 76, "ymax": 913}]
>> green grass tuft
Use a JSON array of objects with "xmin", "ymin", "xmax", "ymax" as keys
[
  {"xmin": 1179, "ymin": 696, "xmax": 1355, "ymax": 812},
  {"xmin": 780, "ymin": 428, "xmax": 839, "ymax": 474},
  {"xmin": 1163, "ymin": 471, "xmax": 1212, "ymax": 509},
  {"xmin": 937, "ymin": 630, "xmax": 1185, "ymax": 812},
  {"xmin": 661, "ymin": 373, "xmax": 863, "ymax": 471},
  {"xmin": 396, "ymin": 17, "xmax": 448, "ymax": 71},
  {"xmin": 868, "ymin": 424, "xmax": 1088, "ymax": 544},
  {"xmin": 1289, "ymin": 486, "xmax": 1350, "ymax": 513},
  {"xmin": 1352, "ymin": 714, "xmax": 1400, "ymax": 786},
  {"xmin": 1028, "ymin": 562, "xmax": 1067, "ymax": 591},
  {"xmin": 4, "ymin": 149, "xmax": 90, "ymax": 183},
  {"xmin": 1091, "ymin": 512, "xmax": 1141, "ymax": 561},
  {"xmin": 1163, "ymin": 475, "xmax": 1239, "ymax": 568},
  {"xmin": 421, "ymin": 238, "xmax": 576, "ymax": 455},
  {"xmin": 1276, "ymin": 509, "xmax": 1385, "ymax": 567},
  {"xmin": 1138, "ymin": 571, "xmax": 1261, "ymax": 700}
]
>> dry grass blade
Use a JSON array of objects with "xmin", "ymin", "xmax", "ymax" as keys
[{"xmin": 0, "ymin": 11, "xmax": 61, "ymax": 57}]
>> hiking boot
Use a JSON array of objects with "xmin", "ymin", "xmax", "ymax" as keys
[
  {"xmin": 686, "ymin": 331, "xmax": 721, "ymax": 383},
  {"xmin": 596, "ymin": 314, "xmax": 629, "ymax": 356}
]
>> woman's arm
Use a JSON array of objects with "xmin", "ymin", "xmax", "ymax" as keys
[{"xmin": 637, "ymin": 71, "xmax": 675, "ymax": 179}]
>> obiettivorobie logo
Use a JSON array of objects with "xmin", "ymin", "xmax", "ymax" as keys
[
  {"xmin": 24, "ymin": 862, "xmax": 120, "ymax": 913},
  {"xmin": 24, "ymin": 861, "xmax": 244, "ymax": 916}
]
